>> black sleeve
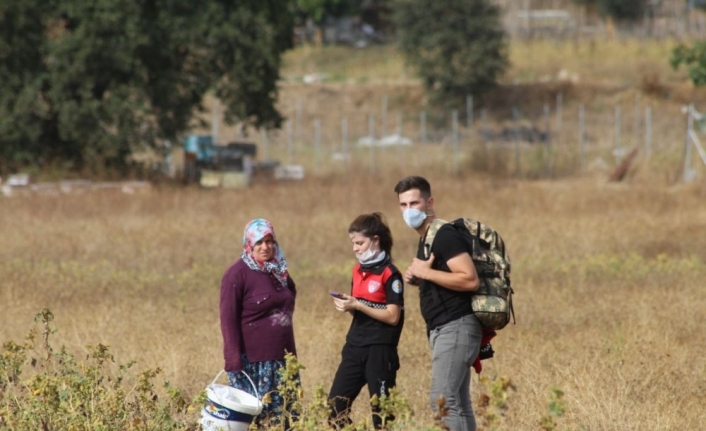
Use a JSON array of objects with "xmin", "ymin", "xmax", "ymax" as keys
[
  {"xmin": 384, "ymin": 272, "xmax": 404, "ymax": 305},
  {"xmin": 431, "ymin": 225, "xmax": 470, "ymax": 265}
]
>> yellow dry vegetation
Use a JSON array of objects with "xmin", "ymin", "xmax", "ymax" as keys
[{"xmin": 1, "ymin": 171, "xmax": 705, "ymax": 429}]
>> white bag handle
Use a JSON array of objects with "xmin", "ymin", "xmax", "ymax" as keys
[{"xmin": 212, "ymin": 369, "xmax": 261, "ymax": 401}]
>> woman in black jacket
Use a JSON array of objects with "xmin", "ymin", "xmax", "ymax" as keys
[{"xmin": 327, "ymin": 213, "xmax": 405, "ymax": 429}]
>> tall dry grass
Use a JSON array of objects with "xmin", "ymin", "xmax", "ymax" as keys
[{"xmin": 1, "ymin": 172, "xmax": 705, "ymax": 429}]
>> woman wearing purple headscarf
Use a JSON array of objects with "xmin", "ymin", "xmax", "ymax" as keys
[{"xmin": 220, "ymin": 218, "xmax": 299, "ymax": 427}]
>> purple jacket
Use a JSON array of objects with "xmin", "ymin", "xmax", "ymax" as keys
[{"xmin": 220, "ymin": 259, "xmax": 297, "ymax": 371}]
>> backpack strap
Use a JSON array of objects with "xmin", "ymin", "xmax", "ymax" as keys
[
  {"xmin": 507, "ymin": 286, "xmax": 516, "ymax": 325},
  {"xmin": 423, "ymin": 218, "xmax": 448, "ymax": 259},
  {"xmin": 423, "ymin": 218, "xmax": 449, "ymax": 314}
]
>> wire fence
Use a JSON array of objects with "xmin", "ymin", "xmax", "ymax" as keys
[
  {"xmin": 684, "ymin": 104, "xmax": 706, "ymax": 183},
  {"xmin": 241, "ymin": 93, "xmax": 704, "ymax": 183},
  {"xmin": 498, "ymin": 0, "xmax": 706, "ymax": 40}
]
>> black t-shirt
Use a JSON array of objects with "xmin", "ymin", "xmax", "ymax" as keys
[
  {"xmin": 346, "ymin": 260, "xmax": 405, "ymax": 347},
  {"xmin": 417, "ymin": 224, "xmax": 473, "ymax": 333}
]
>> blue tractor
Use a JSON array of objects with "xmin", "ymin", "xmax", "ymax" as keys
[{"xmin": 182, "ymin": 135, "xmax": 261, "ymax": 185}]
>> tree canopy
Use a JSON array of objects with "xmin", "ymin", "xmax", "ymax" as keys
[
  {"xmin": 0, "ymin": 0, "xmax": 294, "ymax": 175},
  {"xmin": 392, "ymin": 0, "xmax": 508, "ymax": 109},
  {"xmin": 296, "ymin": 0, "xmax": 360, "ymax": 23}
]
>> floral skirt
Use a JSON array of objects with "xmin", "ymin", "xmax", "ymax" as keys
[{"xmin": 227, "ymin": 355, "xmax": 300, "ymax": 426}]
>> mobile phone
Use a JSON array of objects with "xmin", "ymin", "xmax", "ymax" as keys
[{"xmin": 329, "ymin": 292, "xmax": 345, "ymax": 299}]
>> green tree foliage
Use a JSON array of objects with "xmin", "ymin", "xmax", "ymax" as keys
[
  {"xmin": 296, "ymin": 0, "xmax": 360, "ymax": 23},
  {"xmin": 671, "ymin": 41, "xmax": 706, "ymax": 86},
  {"xmin": 0, "ymin": 0, "xmax": 294, "ymax": 175},
  {"xmin": 572, "ymin": 0, "xmax": 646, "ymax": 21},
  {"xmin": 392, "ymin": 0, "xmax": 508, "ymax": 109}
]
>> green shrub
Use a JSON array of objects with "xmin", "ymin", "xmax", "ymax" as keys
[
  {"xmin": 476, "ymin": 375, "xmax": 515, "ymax": 431},
  {"xmin": 1, "ymin": 310, "xmax": 454, "ymax": 431},
  {"xmin": 671, "ymin": 41, "xmax": 706, "ymax": 87},
  {"xmin": 539, "ymin": 386, "xmax": 566, "ymax": 431},
  {"xmin": 0, "ymin": 309, "xmax": 201, "ymax": 430}
]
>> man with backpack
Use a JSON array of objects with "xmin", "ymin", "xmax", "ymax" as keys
[{"xmin": 394, "ymin": 175, "xmax": 482, "ymax": 431}]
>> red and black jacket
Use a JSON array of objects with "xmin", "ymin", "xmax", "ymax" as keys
[{"xmin": 345, "ymin": 258, "xmax": 405, "ymax": 347}]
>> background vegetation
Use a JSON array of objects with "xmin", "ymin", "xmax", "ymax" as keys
[
  {"xmin": 0, "ymin": 0, "xmax": 294, "ymax": 175},
  {"xmin": 3, "ymin": 0, "xmax": 706, "ymax": 178},
  {"xmin": 571, "ymin": 0, "xmax": 647, "ymax": 21},
  {"xmin": 392, "ymin": 0, "xmax": 508, "ymax": 108}
]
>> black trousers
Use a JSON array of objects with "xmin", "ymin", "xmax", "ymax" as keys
[{"xmin": 328, "ymin": 343, "xmax": 400, "ymax": 429}]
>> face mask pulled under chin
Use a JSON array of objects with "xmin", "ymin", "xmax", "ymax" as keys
[
  {"xmin": 356, "ymin": 246, "xmax": 386, "ymax": 265},
  {"xmin": 403, "ymin": 208, "xmax": 427, "ymax": 229}
]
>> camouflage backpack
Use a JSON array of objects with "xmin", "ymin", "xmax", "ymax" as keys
[{"xmin": 424, "ymin": 218, "xmax": 515, "ymax": 330}]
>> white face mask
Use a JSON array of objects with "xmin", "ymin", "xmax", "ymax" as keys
[
  {"xmin": 356, "ymin": 245, "xmax": 386, "ymax": 265},
  {"xmin": 355, "ymin": 244, "xmax": 380, "ymax": 263},
  {"xmin": 403, "ymin": 208, "xmax": 427, "ymax": 229}
]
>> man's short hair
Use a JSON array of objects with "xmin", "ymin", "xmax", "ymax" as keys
[{"xmin": 393, "ymin": 176, "xmax": 431, "ymax": 198}]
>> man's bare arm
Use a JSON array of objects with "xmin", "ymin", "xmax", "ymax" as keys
[{"xmin": 408, "ymin": 252, "xmax": 479, "ymax": 292}]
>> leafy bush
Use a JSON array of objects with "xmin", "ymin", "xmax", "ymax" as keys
[
  {"xmin": 671, "ymin": 41, "xmax": 706, "ymax": 86},
  {"xmin": 539, "ymin": 387, "xmax": 566, "ymax": 431},
  {"xmin": 1, "ymin": 310, "xmax": 453, "ymax": 431},
  {"xmin": 476, "ymin": 375, "xmax": 515, "ymax": 431},
  {"xmin": 0, "ymin": 309, "xmax": 201, "ymax": 430}
]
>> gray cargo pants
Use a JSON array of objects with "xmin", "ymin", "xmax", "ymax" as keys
[{"xmin": 429, "ymin": 314, "xmax": 482, "ymax": 431}]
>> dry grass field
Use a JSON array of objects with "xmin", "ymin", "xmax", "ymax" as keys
[
  {"xmin": 3, "ymin": 39, "xmax": 706, "ymax": 430},
  {"xmin": 2, "ymin": 170, "xmax": 705, "ymax": 430}
]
